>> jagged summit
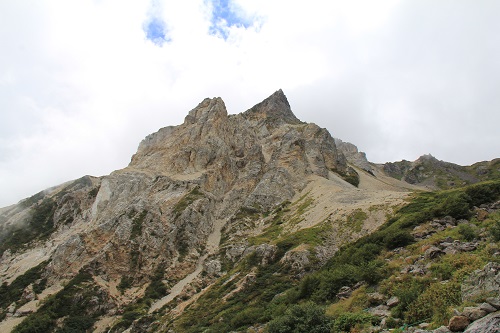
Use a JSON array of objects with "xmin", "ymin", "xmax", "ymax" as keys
[{"xmin": 242, "ymin": 89, "xmax": 301, "ymax": 126}]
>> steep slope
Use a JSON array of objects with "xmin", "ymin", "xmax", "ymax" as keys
[{"xmin": 0, "ymin": 91, "xmax": 431, "ymax": 333}]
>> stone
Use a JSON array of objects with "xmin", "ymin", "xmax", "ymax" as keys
[
  {"xmin": 337, "ymin": 286, "xmax": 352, "ymax": 300},
  {"xmin": 462, "ymin": 262, "xmax": 500, "ymax": 302},
  {"xmin": 448, "ymin": 315, "xmax": 470, "ymax": 332},
  {"xmin": 486, "ymin": 297, "xmax": 500, "ymax": 309},
  {"xmin": 368, "ymin": 305, "xmax": 390, "ymax": 317},
  {"xmin": 463, "ymin": 312, "xmax": 500, "ymax": 333},
  {"xmin": 462, "ymin": 306, "xmax": 488, "ymax": 321},
  {"xmin": 480, "ymin": 302, "xmax": 498, "ymax": 313},
  {"xmin": 433, "ymin": 326, "xmax": 452, "ymax": 333},
  {"xmin": 387, "ymin": 296, "xmax": 400, "ymax": 308},
  {"xmin": 425, "ymin": 246, "xmax": 445, "ymax": 259},
  {"xmin": 368, "ymin": 292, "xmax": 387, "ymax": 305}
]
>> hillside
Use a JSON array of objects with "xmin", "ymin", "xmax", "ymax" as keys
[{"xmin": 0, "ymin": 91, "xmax": 499, "ymax": 333}]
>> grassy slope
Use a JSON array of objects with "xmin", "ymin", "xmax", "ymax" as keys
[{"xmin": 170, "ymin": 180, "xmax": 500, "ymax": 332}]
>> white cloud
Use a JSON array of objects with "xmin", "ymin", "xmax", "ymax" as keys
[{"xmin": 0, "ymin": 0, "xmax": 499, "ymax": 206}]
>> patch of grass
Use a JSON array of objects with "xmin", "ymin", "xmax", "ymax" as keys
[
  {"xmin": 0, "ymin": 198, "xmax": 57, "ymax": 256},
  {"xmin": 13, "ymin": 269, "xmax": 104, "ymax": 333},
  {"xmin": 130, "ymin": 210, "xmax": 148, "ymax": 240},
  {"xmin": 0, "ymin": 260, "xmax": 49, "ymax": 310},
  {"xmin": 346, "ymin": 209, "xmax": 368, "ymax": 233}
]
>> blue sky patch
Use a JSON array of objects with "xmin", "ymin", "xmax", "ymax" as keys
[
  {"xmin": 209, "ymin": 0, "xmax": 253, "ymax": 39},
  {"xmin": 144, "ymin": 17, "xmax": 170, "ymax": 46}
]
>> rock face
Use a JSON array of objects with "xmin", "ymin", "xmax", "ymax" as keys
[
  {"xmin": 463, "ymin": 312, "xmax": 500, "ymax": 333},
  {"xmin": 334, "ymin": 138, "xmax": 373, "ymax": 174},
  {"xmin": 462, "ymin": 262, "xmax": 500, "ymax": 302}
]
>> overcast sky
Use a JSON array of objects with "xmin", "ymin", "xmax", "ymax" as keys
[{"xmin": 1, "ymin": 0, "xmax": 499, "ymax": 207}]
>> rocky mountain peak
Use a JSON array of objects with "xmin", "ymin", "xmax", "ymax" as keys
[
  {"xmin": 242, "ymin": 89, "xmax": 301, "ymax": 126},
  {"xmin": 183, "ymin": 97, "xmax": 228, "ymax": 125}
]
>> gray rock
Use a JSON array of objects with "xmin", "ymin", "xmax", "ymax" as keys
[
  {"xmin": 462, "ymin": 306, "xmax": 488, "ymax": 321},
  {"xmin": 433, "ymin": 326, "xmax": 451, "ymax": 333},
  {"xmin": 486, "ymin": 297, "xmax": 500, "ymax": 309},
  {"xmin": 337, "ymin": 286, "xmax": 352, "ymax": 300},
  {"xmin": 425, "ymin": 246, "xmax": 445, "ymax": 259},
  {"xmin": 463, "ymin": 311, "xmax": 500, "ymax": 333},
  {"xmin": 480, "ymin": 302, "xmax": 498, "ymax": 313},
  {"xmin": 368, "ymin": 292, "xmax": 386, "ymax": 305},
  {"xmin": 368, "ymin": 305, "xmax": 390, "ymax": 317},
  {"xmin": 387, "ymin": 296, "xmax": 400, "ymax": 308},
  {"xmin": 462, "ymin": 262, "xmax": 500, "ymax": 302}
]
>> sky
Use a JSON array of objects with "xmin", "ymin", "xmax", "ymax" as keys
[{"xmin": 1, "ymin": 0, "xmax": 499, "ymax": 207}]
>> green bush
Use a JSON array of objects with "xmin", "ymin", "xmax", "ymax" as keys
[
  {"xmin": 267, "ymin": 303, "xmax": 331, "ymax": 333},
  {"xmin": 332, "ymin": 312, "xmax": 378, "ymax": 332},
  {"xmin": 458, "ymin": 223, "xmax": 478, "ymax": 241},
  {"xmin": 384, "ymin": 230, "xmax": 414, "ymax": 250},
  {"xmin": 405, "ymin": 282, "xmax": 461, "ymax": 325},
  {"xmin": 489, "ymin": 220, "xmax": 500, "ymax": 241}
]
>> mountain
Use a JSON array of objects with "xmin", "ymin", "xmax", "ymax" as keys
[
  {"xmin": 382, "ymin": 154, "xmax": 500, "ymax": 189},
  {"xmin": 0, "ymin": 91, "xmax": 499, "ymax": 333}
]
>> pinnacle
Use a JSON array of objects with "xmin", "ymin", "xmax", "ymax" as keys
[{"xmin": 243, "ymin": 89, "xmax": 301, "ymax": 124}]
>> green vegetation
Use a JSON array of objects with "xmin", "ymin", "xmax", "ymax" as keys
[
  {"xmin": 130, "ymin": 210, "xmax": 148, "ymax": 240},
  {"xmin": 111, "ymin": 264, "xmax": 168, "ymax": 331},
  {"xmin": 0, "ymin": 260, "xmax": 48, "ymax": 317},
  {"xmin": 267, "ymin": 303, "xmax": 331, "ymax": 333},
  {"xmin": 345, "ymin": 209, "xmax": 368, "ymax": 233},
  {"xmin": 173, "ymin": 187, "xmax": 204, "ymax": 218},
  {"xmin": 13, "ymin": 270, "xmax": 104, "ymax": 333},
  {"xmin": 0, "ymin": 198, "xmax": 57, "ymax": 256},
  {"xmin": 170, "ymin": 179, "xmax": 500, "ymax": 332}
]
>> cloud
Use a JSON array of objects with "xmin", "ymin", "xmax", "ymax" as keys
[
  {"xmin": 144, "ymin": 0, "xmax": 171, "ymax": 46},
  {"xmin": 207, "ymin": 0, "xmax": 259, "ymax": 39},
  {"xmin": 0, "ymin": 0, "xmax": 499, "ymax": 206}
]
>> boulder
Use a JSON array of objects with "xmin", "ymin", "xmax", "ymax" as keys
[
  {"xmin": 433, "ymin": 326, "xmax": 452, "ymax": 333},
  {"xmin": 463, "ymin": 312, "xmax": 500, "ymax": 333},
  {"xmin": 336, "ymin": 286, "xmax": 352, "ymax": 300},
  {"xmin": 368, "ymin": 305, "xmax": 390, "ymax": 317},
  {"xmin": 425, "ymin": 246, "xmax": 445, "ymax": 259},
  {"xmin": 367, "ymin": 292, "xmax": 386, "ymax": 305},
  {"xmin": 486, "ymin": 297, "xmax": 500, "ymax": 309},
  {"xmin": 462, "ymin": 262, "xmax": 500, "ymax": 302},
  {"xmin": 462, "ymin": 306, "xmax": 488, "ymax": 321},
  {"xmin": 480, "ymin": 302, "xmax": 498, "ymax": 313},
  {"xmin": 387, "ymin": 296, "xmax": 400, "ymax": 308},
  {"xmin": 448, "ymin": 315, "xmax": 470, "ymax": 332}
]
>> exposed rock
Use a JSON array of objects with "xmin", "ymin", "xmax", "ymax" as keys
[
  {"xmin": 14, "ymin": 309, "xmax": 33, "ymax": 317},
  {"xmin": 367, "ymin": 305, "xmax": 390, "ymax": 317},
  {"xmin": 462, "ymin": 306, "xmax": 488, "ymax": 321},
  {"xmin": 463, "ymin": 312, "xmax": 500, "ymax": 333},
  {"xmin": 203, "ymin": 259, "xmax": 222, "ymax": 276},
  {"xmin": 448, "ymin": 315, "xmax": 470, "ymax": 332},
  {"xmin": 433, "ymin": 326, "xmax": 452, "ymax": 333},
  {"xmin": 486, "ymin": 297, "xmax": 500, "ymax": 309},
  {"xmin": 280, "ymin": 249, "xmax": 310, "ymax": 275},
  {"xmin": 334, "ymin": 138, "xmax": 374, "ymax": 174},
  {"xmin": 462, "ymin": 262, "xmax": 500, "ymax": 302},
  {"xmin": 425, "ymin": 246, "xmax": 445, "ymax": 259},
  {"xmin": 387, "ymin": 296, "xmax": 400, "ymax": 308},
  {"xmin": 337, "ymin": 286, "xmax": 352, "ymax": 300},
  {"xmin": 367, "ymin": 292, "xmax": 386, "ymax": 305},
  {"xmin": 480, "ymin": 302, "xmax": 498, "ymax": 314}
]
